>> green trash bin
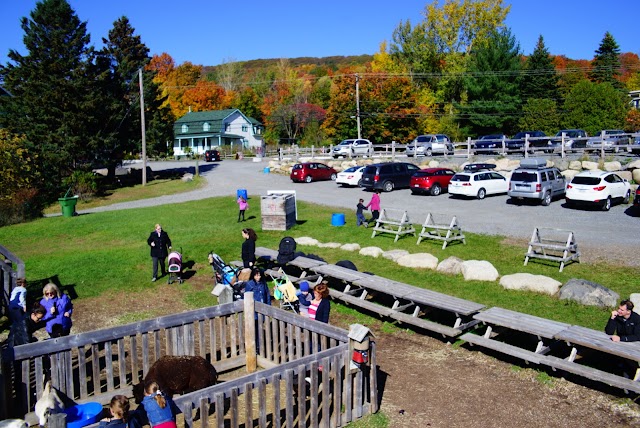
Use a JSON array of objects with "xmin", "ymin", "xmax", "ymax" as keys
[{"xmin": 58, "ymin": 196, "xmax": 78, "ymax": 217}]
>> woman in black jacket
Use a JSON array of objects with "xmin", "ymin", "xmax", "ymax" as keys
[{"xmin": 241, "ymin": 228, "xmax": 258, "ymax": 268}]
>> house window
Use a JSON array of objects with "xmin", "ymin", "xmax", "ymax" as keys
[
  {"xmin": 242, "ymin": 125, "xmax": 248, "ymax": 132},
  {"xmin": 181, "ymin": 124, "xmax": 189, "ymax": 133},
  {"xmin": 203, "ymin": 122, "xmax": 210, "ymax": 132}
]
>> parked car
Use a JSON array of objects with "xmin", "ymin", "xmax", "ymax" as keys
[
  {"xmin": 507, "ymin": 158, "xmax": 565, "ymax": 206},
  {"xmin": 332, "ymin": 139, "xmax": 373, "ymax": 158},
  {"xmin": 506, "ymin": 131, "xmax": 549, "ymax": 153},
  {"xmin": 290, "ymin": 162, "xmax": 337, "ymax": 183},
  {"xmin": 473, "ymin": 134, "xmax": 507, "ymax": 155},
  {"xmin": 565, "ymin": 170, "xmax": 631, "ymax": 211},
  {"xmin": 336, "ymin": 166, "xmax": 365, "ymax": 187},
  {"xmin": 549, "ymin": 129, "xmax": 588, "ymax": 152},
  {"xmin": 463, "ymin": 163, "xmax": 496, "ymax": 172},
  {"xmin": 586, "ymin": 130, "xmax": 629, "ymax": 153},
  {"xmin": 631, "ymin": 132, "xmax": 640, "ymax": 155},
  {"xmin": 448, "ymin": 170, "xmax": 508, "ymax": 199},
  {"xmin": 204, "ymin": 149, "xmax": 221, "ymax": 162},
  {"xmin": 405, "ymin": 134, "xmax": 454, "ymax": 157},
  {"xmin": 634, "ymin": 186, "xmax": 640, "ymax": 209},
  {"xmin": 410, "ymin": 168, "xmax": 456, "ymax": 196},
  {"xmin": 360, "ymin": 162, "xmax": 421, "ymax": 192}
]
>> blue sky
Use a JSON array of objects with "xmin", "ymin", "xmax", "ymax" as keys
[{"xmin": 0, "ymin": 1, "xmax": 638, "ymax": 67}]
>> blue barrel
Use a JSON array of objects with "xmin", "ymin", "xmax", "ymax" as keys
[
  {"xmin": 237, "ymin": 189, "xmax": 248, "ymax": 200},
  {"xmin": 331, "ymin": 213, "xmax": 346, "ymax": 227},
  {"xmin": 263, "ymin": 167, "xmax": 270, "ymax": 174}
]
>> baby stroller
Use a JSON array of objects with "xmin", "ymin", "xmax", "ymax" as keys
[
  {"xmin": 270, "ymin": 269, "xmax": 299, "ymax": 313},
  {"xmin": 167, "ymin": 249, "xmax": 183, "ymax": 284},
  {"xmin": 208, "ymin": 252, "xmax": 245, "ymax": 301}
]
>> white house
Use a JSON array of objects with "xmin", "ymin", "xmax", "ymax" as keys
[{"xmin": 173, "ymin": 109, "xmax": 264, "ymax": 156}]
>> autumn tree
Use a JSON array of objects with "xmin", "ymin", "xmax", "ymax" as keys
[
  {"xmin": 520, "ymin": 35, "xmax": 558, "ymax": 103},
  {"xmin": 214, "ymin": 57, "xmax": 243, "ymax": 92},
  {"xmin": 590, "ymin": 32, "xmax": 622, "ymax": 88},
  {"xmin": 563, "ymin": 80, "xmax": 628, "ymax": 134},
  {"xmin": 0, "ymin": 0, "xmax": 100, "ymax": 197},
  {"xmin": 459, "ymin": 28, "xmax": 522, "ymax": 136}
]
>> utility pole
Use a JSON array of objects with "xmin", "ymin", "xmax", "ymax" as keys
[
  {"xmin": 355, "ymin": 73, "xmax": 361, "ymax": 139},
  {"xmin": 139, "ymin": 68, "xmax": 147, "ymax": 186}
]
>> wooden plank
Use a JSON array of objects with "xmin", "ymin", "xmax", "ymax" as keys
[
  {"xmin": 390, "ymin": 311, "xmax": 461, "ymax": 337},
  {"xmin": 255, "ymin": 246, "xmax": 278, "ymax": 260},
  {"xmin": 555, "ymin": 325, "xmax": 640, "ymax": 362},
  {"xmin": 312, "ymin": 264, "xmax": 368, "ymax": 282},
  {"xmin": 473, "ymin": 307, "xmax": 570, "ymax": 339},
  {"xmin": 545, "ymin": 355, "xmax": 640, "ymax": 394},
  {"xmin": 403, "ymin": 288, "xmax": 485, "ymax": 315},
  {"xmin": 288, "ymin": 256, "xmax": 327, "ymax": 270},
  {"xmin": 329, "ymin": 289, "xmax": 395, "ymax": 317},
  {"xmin": 461, "ymin": 333, "xmax": 546, "ymax": 364}
]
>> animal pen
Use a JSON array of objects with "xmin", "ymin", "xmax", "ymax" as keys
[{"xmin": 0, "ymin": 293, "xmax": 378, "ymax": 427}]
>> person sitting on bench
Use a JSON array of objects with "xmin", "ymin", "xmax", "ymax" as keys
[{"xmin": 605, "ymin": 299, "xmax": 640, "ymax": 342}]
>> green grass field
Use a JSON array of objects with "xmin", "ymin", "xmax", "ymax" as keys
[{"xmin": 0, "ymin": 190, "xmax": 633, "ymax": 331}]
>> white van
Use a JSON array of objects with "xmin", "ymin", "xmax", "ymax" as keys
[{"xmin": 332, "ymin": 139, "xmax": 373, "ymax": 158}]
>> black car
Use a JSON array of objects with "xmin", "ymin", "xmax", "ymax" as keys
[
  {"xmin": 204, "ymin": 149, "xmax": 221, "ymax": 162},
  {"xmin": 360, "ymin": 162, "xmax": 421, "ymax": 192},
  {"xmin": 506, "ymin": 131, "xmax": 549, "ymax": 153},
  {"xmin": 474, "ymin": 134, "xmax": 507, "ymax": 155}
]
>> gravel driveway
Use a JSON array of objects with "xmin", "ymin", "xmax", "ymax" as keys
[{"xmin": 80, "ymin": 158, "xmax": 639, "ymax": 265}]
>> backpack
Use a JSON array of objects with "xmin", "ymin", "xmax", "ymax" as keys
[{"xmin": 277, "ymin": 236, "xmax": 297, "ymax": 265}]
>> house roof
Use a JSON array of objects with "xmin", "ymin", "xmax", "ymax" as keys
[{"xmin": 175, "ymin": 109, "xmax": 262, "ymax": 127}]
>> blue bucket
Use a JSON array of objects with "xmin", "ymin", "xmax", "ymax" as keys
[
  {"xmin": 263, "ymin": 167, "xmax": 270, "ymax": 174},
  {"xmin": 237, "ymin": 189, "xmax": 248, "ymax": 200},
  {"xmin": 331, "ymin": 213, "xmax": 346, "ymax": 227}
]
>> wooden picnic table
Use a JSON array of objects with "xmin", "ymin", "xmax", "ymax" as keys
[
  {"xmin": 312, "ymin": 264, "xmax": 369, "ymax": 283},
  {"xmin": 287, "ymin": 256, "xmax": 327, "ymax": 270},
  {"xmin": 256, "ymin": 246, "xmax": 279, "ymax": 260}
]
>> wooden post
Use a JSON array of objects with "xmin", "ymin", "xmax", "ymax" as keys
[
  {"xmin": 244, "ymin": 292, "xmax": 257, "ymax": 373},
  {"xmin": 49, "ymin": 413, "xmax": 67, "ymax": 428},
  {"xmin": 467, "ymin": 137, "xmax": 471, "ymax": 159},
  {"xmin": 561, "ymin": 132, "xmax": 566, "ymax": 158}
]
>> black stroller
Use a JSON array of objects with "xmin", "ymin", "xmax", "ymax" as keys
[
  {"xmin": 208, "ymin": 251, "xmax": 245, "ymax": 301},
  {"xmin": 167, "ymin": 249, "xmax": 183, "ymax": 284}
]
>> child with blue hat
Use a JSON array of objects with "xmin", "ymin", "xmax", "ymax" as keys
[{"xmin": 297, "ymin": 281, "xmax": 313, "ymax": 317}]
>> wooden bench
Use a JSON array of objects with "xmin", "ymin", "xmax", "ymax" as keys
[
  {"xmin": 312, "ymin": 264, "xmax": 369, "ymax": 283},
  {"xmin": 416, "ymin": 213, "xmax": 466, "ymax": 249},
  {"xmin": 370, "ymin": 209, "xmax": 416, "ymax": 242},
  {"xmin": 470, "ymin": 307, "xmax": 570, "ymax": 355},
  {"xmin": 255, "ymin": 246, "xmax": 279, "ymax": 260},
  {"xmin": 286, "ymin": 255, "xmax": 327, "ymax": 270},
  {"xmin": 523, "ymin": 227, "xmax": 580, "ymax": 272}
]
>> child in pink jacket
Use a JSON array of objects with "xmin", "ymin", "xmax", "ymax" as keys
[{"xmin": 237, "ymin": 196, "xmax": 248, "ymax": 222}]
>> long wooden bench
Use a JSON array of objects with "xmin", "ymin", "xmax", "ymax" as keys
[
  {"xmin": 416, "ymin": 213, "xmax": 466, "ymax": 249},
  {"xmin": 523, "ymin": 227, "xmax": 580, "ymax": 272},
  {"xmin": 544, "ymin": 355, "xmax": 640, "ymax": 394}
]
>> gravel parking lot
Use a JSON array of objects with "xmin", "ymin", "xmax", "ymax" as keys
[{"xmin": 92, "ymin": 157, "xmax": 639, "ymax": 265}]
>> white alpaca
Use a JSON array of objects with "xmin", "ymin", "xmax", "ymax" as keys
[{"xmin": 34, "ymin": 382, "xmax": 64, "ymax": 426}]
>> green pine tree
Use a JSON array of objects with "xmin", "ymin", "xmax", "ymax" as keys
[
  {"xmin": 458, "ymin": 28, "xmax": 522, "ymax": 136},
  {"xmin": 521, "ymin": 35, "xmax": 559, "ymax": 102},
  {"xmin": 590, "ymin": 31, "xmax": 622, "ymax": 88},
  {"xmin": 0, "ymin": 0, "xmax": 101, "ymax": 197}
]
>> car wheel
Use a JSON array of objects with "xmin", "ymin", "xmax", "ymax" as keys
[
  {"xmin": 623, "ymin": 190, "xmax": 630, "ymax": 204},
  {"xmin": 426, "ymin": 148, "xmax": 433, "ymax": 156},
  {"xmin": 541, "ymin": 191, "xmax": 551, "ymax": 206},
  {"xmin": 430, "ymin": 184, "xmax": 442, "ymax": 196},
  {"xmin": 357, "ymin": 179, "xmax": 362, "ymax": 187},
  {"xmin": 305, "ymin": 175, "xmax": 312, "ymax": 183},
  {"xmin": 330, "ymin": 173, "xmax": 337, "ymax": 181},
  {"xmin": 602, "ymin": 197, "xmax": 611, "ymax": 211},
  {"xmin": 477, "ymin": 188, "xmax": 486, "ymax": 200},
  {"xmin": 383, "ymin": 181, "xmax": 394, "ymax": 192}
]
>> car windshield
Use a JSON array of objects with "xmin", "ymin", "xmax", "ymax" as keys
[
  {"xmin": 556, "ymin": 130, "xmax": 578, "ymax": 138},
  {"xmin": 571, "ymin": 176, "xmax": 601, "ymax": 186},
  {"xmin": 338, "ymin": 140, "xmax": 353, "ymax": 146},
  {"xmin": 451, "ymin": 174, "xmax": 470, "ymax": 182},
  {"xmin": 343, "ymin": 166, "xmax": 359, "ymax": 173},
  {"xmin": 480, "ymin": 135, "xmax": 503, "ymax": 140},
  {"xmin": 511, "ymin": 172, "xmax": 537, "ymax": 182}
]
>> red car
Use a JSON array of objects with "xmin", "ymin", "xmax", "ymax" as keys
[
  {"xmin": 290, "ymin": 162, "xmax": 337, "ymax": 183},
  {"xmin": 410, "ymin": 168, "xmax": 456, "ymax": 196}
]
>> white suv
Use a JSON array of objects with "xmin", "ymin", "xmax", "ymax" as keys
[{"xmin": 332, "ymin": 139, "xmax": 373, "ymax": 158}]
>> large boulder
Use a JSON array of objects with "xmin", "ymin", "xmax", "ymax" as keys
[
  {"xmin": 616, "ymin": 170, "xmax": 632, "ymax": 181},
  {"xmin": 359, "ymin": 246, "xmax": 385, "ymax": 258},
  {"xmin": 627, "ymin": 159, "xmax": 640, "ymax": 169},
  {"xmin": 604, "ymin": 161, "xmax": 622, "ymax": 172},
  {"xmin": 340, "ymin": 243, "xmax": 361, "ymax": 252},
  {"xmin": 500, "ymin": 273, "xmax": 562, "ymax": 295},
  {"xmin": 568, "ymin": 160, "xmax": 582, "ymax": 170},
  {"xmin": 460, "ymin": 260, "xmax": 499, "ymax": 282},
  {"xmin": 396, "ymin": 253, "xmax": 438, "ymax": 270},
  {"xmin": 630, "ymin": 293, "xmax": 640, "ymax": 311},
  {"xmin": 437, "ymin": 256, "xmax": 464, "ymax": 275},
  {"xmin": 558, "ymin": 278, "xmax": 619, "ymax": 308},
  {"xmin": 295, "ymin": 236, "xmax": 319, "ymax": 246},
  {"xmin": 561, "ymin": 169, "xmax": 580, "ymax": 180},
  {"xmin": 582, "ymin": 161, "xmax": 599, "ymax": 170},
  {"xmin": 633, "ymin": 169, "xmax": 640, "ymax": 184},
  {"xmin": 382, "ymin": 249, "xmax": 410, "ymax": 261}
]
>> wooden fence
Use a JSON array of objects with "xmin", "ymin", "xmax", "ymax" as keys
[{"xmin": 1, "ymin": 294, "xmax": 377, "ymax": 427}]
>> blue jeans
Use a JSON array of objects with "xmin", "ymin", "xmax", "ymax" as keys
[{"xmin": 356, "ymin": 213, "xmax": 366, "ymax": 226}]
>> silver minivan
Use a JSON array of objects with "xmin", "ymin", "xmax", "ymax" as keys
[
  {"xmin": 406, "ymin": 134, "xmax": 454, "ymax": 157},
  {"xmin": 507, "ymin": 158, "xmax": 566, "ymax": 206},
  {"xmin": 332, "ymin": 139, "xmax": 373, "ymax": 158}
]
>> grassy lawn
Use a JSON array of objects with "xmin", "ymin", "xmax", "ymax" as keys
[
  {"xmin": 43, "ymin": 175, "xmax": 206, "ymax": 214},
  {"xmin": 0, "ymin": 194, "xmax": 632, "ymax": 331}
]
